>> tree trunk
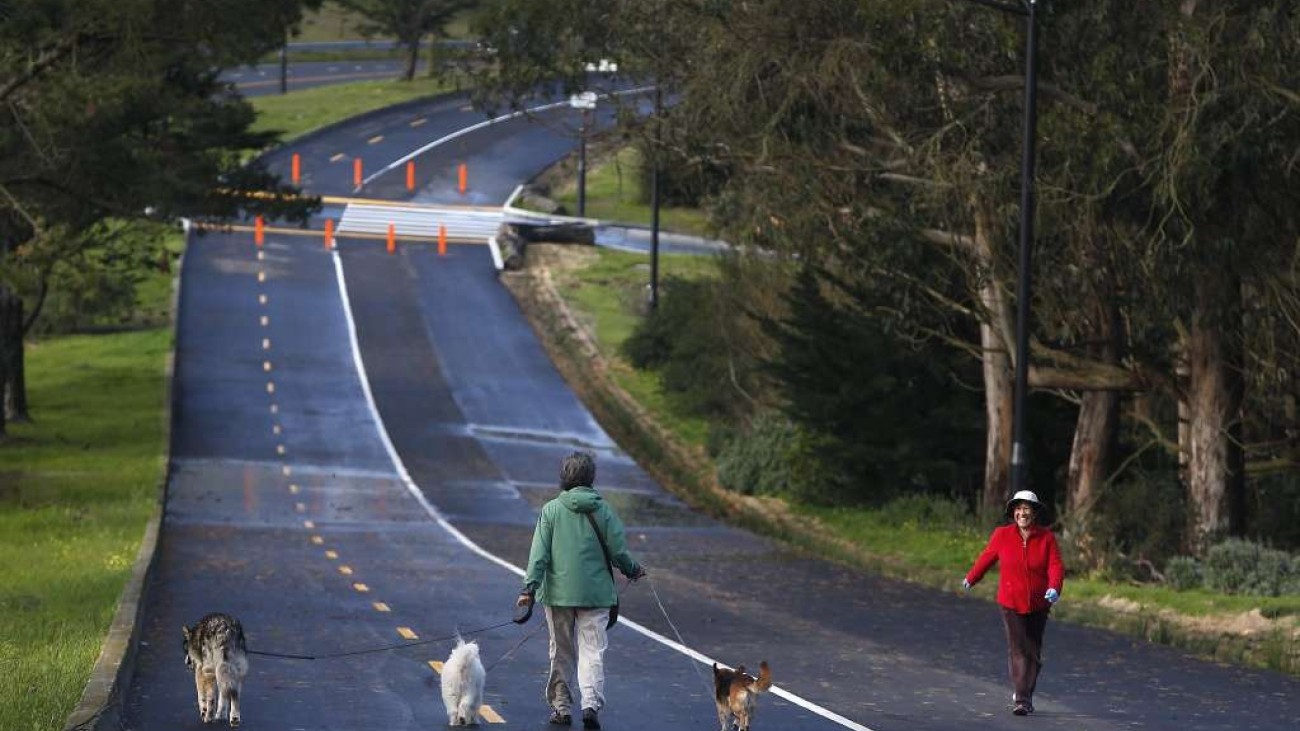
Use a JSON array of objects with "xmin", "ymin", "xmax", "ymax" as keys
[
  {"xmin": 403, "ymin": 38, "xmax": 420, "ymax": 81},
  {"xmin": 973, "ymin": 207, "xmax": 1015, "ymax": 521},
  {"xmin": 1063, "ymin": 250, "xmax": 1122, "ymax": 567},
  {"xmin": 1185, "ymin": 267, "xmax": 1245, "ymax": 555},
  {"xmin": 0, "ymin": 287, "xmax": 16, "ymax": 438},
  {"xmin": 2, "ymin": 289, "xmax": 28, "ymax": 423},
  {"xmin": 981, "ymin": 321, "xmax": 1014, "ymax": 521}
]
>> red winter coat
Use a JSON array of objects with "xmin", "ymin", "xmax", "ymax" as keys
[{"xmin": 966, "ymin": 524, "xmax": 1065, "ymax": 614}]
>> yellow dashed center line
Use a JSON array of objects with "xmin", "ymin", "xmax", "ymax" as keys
[
  {"xmin": 373, "ymin": 601, "xmax": 390, "ymax": 612},
  {"xmin": 368, "ymin": 135, "xmax": 384, "ymax": 144},
  {"xmin": 263, "ymin": 361, "xmax": 273, "ymax": 372},
  {"xmin": 330, "ymin": 153, "xmax": 346, "ymax": 162},
  {"xmin": 396, "ymin": 627, "xmax": 417, "ymax": 640},
  {"xmin": 303, "ymin": 520, "xmax": 315, "ymax": 529},
  {"xmin": 288, "ymin": 483, "xmax": 298, "ymax": 493},
  {"xmin": 310, "ymin": 535, "xmax": 323, "ymax": 545},
  {"xmin": 296, "ymin": 502, "xmax": 306, "ymax": 513},
  {"xmin": 262, "ymin": 338, "xmax": 271, "ymax": 350},
  {"xmin": 257, "ymin": 250, "xmax": 264, "ymax": 261},
  {"xmin": 273, "ymin": 425, "xmax": 282, "ymax": 436},
  {"xmin": 353, "ymin": 583, "xmax": 370, "ymax": 593},
  {"xmin": 276, "ymin": 444, "xmax": 286, "ymax": 455},
  {"xmin": 266, "ymin": 382, "xmax": 276, "ymax": 394},
  {"xmin": 282, "ymin": 466, "xmax": 291, "ymax": 476},
  {"xmin": 257, "ymin": 271, "xmax": 266, "ymax": 282},
  {"xmin": 427, "ymin": 660, "xmax": 443, "ymax": 672},
  {"xmin": 324, "ymin": 550, "xmax": 338, "ymax": 560},
  {"xmin": 271, "ymin": 404, "xmax": 280, "ymax": 415},
  {"xmin": 259, "ymin": 294, "xmax": 268, "ymax": 305},
  {"xmin": 409, "ymin": 118, "xmax": 427, "ymax": 127},
  {"xmin": 338, "ymin": 565, "xmax": 353, "ymax": 576},
  {"xmin": 260, "ymin": 315, "xmax": 269, "ymax": 327}
]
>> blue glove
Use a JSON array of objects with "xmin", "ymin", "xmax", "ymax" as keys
[
  {"xmin": 1044, "ymin": 588, "xmax": 1060, "ymax": 604},
  {"xmin": 961, "ymin": 578, "xmax": 972, "ymax": 592}
]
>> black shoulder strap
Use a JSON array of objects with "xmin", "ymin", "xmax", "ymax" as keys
[{"xmin": 584, "ymin": 512, "xmax": 615, "ymax": 579}]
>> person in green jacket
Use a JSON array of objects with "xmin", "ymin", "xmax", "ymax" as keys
[{"xmin": 517, "ymin": 451, "xmax": 645, "ymax": 730}]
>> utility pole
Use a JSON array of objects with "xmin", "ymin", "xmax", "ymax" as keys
[
  {"xmin": 649, "ymin": 86, "xmax": 663, "ymax": 310},
  {"xmin": 279, "ymin": 41, "xmax": 288, "ymax": 95},
  {"xmin": 1009, "ymin": 0, "xmax": 1039, "ymax": 495}
]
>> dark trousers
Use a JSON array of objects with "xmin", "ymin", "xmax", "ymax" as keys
[{"xmin": 1000, "ymin": 607, "xmax": 1049, "ymax": 704}]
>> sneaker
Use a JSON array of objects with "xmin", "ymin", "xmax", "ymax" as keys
[
  {"xmin": 582, "ymin": 708, "xmax": 601, "ymax": 730},
  {"xmin": 548, "ymin": 709, "xmax": 571, "ymax": 725},
  {"xmin": 1012, "ymin": 703, "xmax": 1030, "ymax": 716}
]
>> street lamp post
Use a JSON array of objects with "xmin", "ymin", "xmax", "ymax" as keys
[
  {"xmin": 568, "ymin": 92, "xmax": 598, "ymax": 218},
  {"xmin": 578, "ymin": 109, "xmax": 588, "ymax": 217},
  {"xmin": 1009, "ymin": 0, "xmax": 1040, "ymax": 496},
  {"xmin": 649, "ymin": 86, "xmax": 663, "ymax": 310}
]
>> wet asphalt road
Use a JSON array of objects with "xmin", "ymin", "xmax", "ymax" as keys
[{"xmin": 118, "ymin": 91, "xmax": 1300, "ymax": 731}]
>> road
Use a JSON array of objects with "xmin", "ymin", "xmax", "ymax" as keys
[{"xmin": 115, "ymin": 89, "xmax": 1300, "ymax": 731}]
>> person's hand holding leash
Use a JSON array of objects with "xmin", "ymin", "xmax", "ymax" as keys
[
  {"xmin": 1044, "ymin": 588, "xmax": 1060, "ymax": 604},
  {"xmin": 513, "ymin": 591, "xmax": 535, "ymax": 624}
]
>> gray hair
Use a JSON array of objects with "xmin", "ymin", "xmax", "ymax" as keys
[{"xmin": 559, "ymin": 451, "xmax": 597, "ymax": 490}]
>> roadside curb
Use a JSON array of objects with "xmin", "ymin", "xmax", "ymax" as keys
[{"xmin": 63, "ymin": 233, "xmax": 184, "ymax": 731}]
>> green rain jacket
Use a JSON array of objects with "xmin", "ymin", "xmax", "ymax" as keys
[{"xmin": 522, "ymin": 486, "xmax": 641, "ymax": 607}]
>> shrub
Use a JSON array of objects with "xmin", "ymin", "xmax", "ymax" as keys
[
  {"xmin": 874, "ymin": 493, "xmax": 975, "ymax": 532},
  {"xmin": 1089, "ymin": 468, "xmax": 1186, "ymax": 573},
  {"xmin": 620, "ymin": 276, "xmax": 754, "ymax": 420},
  {"xmin": 1164, "ymin": 556, "xmax": 1203, "ymax": 591},
  {"xmin": 1286, "ymin": 557, "xmax": 1300, "ymax": 596},
  {"xmin": 717, "ymin": 411, "xmax": 806, "ymax": 494},
  {"xmin": 1246, "ymin": 472, "xmax": 1300, "ymax": 551},
  {"xmin": 1204, "ymin": 539, "xmax": 1297, "ymax": 597}
]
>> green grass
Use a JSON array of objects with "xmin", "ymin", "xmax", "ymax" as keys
[
  {"xmin": 251, "ymin": 75, "xmax": 462, "ymax": 144},
  {"xmin": 0, "ymin": 328, "xmax": 170, "ymax": 731},
  {"xmin": 547, "ymin": 147, "xmax": 713, "ymax": 237},
  {"xmin": 555, "ymin": 248, "xmax": 719, "ymax": 448},
  {"xmin": 294, "ymin": 3, "xmax": 478, "ymax": 42}
]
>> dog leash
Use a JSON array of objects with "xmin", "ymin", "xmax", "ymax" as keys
[
  {"xmin": 246, "ymin": 618, "xmax": 518, "ymax": 660},
  {"xmin": 646, "ymin": 575, "xmax": 712, "ymax": 692}
]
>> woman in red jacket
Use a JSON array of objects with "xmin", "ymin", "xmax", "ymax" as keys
[{"xmin": 963, "ymin": 490, "xmax": 1065, "ymax": 716}]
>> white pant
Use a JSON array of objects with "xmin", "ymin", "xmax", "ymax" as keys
[{"xmin": 544, "ymin": 606, "xmax": 609, "ymax": 713}]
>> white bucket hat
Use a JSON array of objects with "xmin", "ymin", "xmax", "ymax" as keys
[{"xmin": 1005, "ymin": 489, "xmax": 1044, "ymax": 517}]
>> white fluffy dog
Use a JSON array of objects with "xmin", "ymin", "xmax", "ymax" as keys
[{"xmin": 440, "ymin": 637, "xmax": 486, "ymax": 726}]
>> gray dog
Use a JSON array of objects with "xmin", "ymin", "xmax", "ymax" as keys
[{"xmin": 182, "ymin": 613, "xmax": 249, "ymax": 727}]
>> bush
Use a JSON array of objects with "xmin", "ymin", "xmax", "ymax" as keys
[
  {"xmin": 620, "ymin": 276, "xmax": 753, "ymax": 420},
  {"xmin": 1204, "ymin": 539, "xmax": 1298, "ymax": 597},
  {"xmin": 1164, "ymin": 556, "xmax": 1203, "ymax": 591},
  {"xmin": 1286, "ymin": 557, "xmax": 1300, "ymax": 596},
  {"xmin": 1246, "ymin": 472, "xmax": 1300, "ymax": 551},
  {"xmin": 722, "ymin": 411, "xmax": 811, "ymax": 494},
  {"xmin": 873, "ymin": 493, "xmax": 974, "ymax": 532},
  {"xmin": 1089, "ymin": 468, "xmax": 1186, "ymax": 572}
]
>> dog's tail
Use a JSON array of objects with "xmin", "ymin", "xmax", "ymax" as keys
[{"xmin": 752, "ymin": 661, "xmax": 773, "ymax": 693}]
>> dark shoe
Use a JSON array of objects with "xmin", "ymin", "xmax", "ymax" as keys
[
  {"xmin": 1012, "ymin": 703, "xmax": 1029, "ymax": 716},
  {"xmin": 548, "ymin": 709, "xmax": 571, "ymax": 725},
  {"xmin": 582, "ymin": 708, "xmax": 601, "ymax": 730}
]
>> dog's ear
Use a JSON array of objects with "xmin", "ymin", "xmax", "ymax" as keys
[{"xmin": 181, "ymin": 625, "xmax": 191, "ymax": 641}]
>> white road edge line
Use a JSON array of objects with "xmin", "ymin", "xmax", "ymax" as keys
[
  {"xmin": 361, "ymin": 86, "xmax": 657, "ymax": 187},
  {"xmin": 330, "ymin": 233, "xmax": 875, "ymax": 731}
]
